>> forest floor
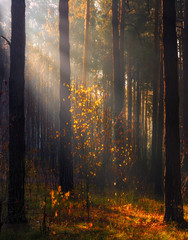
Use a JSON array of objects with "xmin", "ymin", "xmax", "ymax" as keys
[{"xmin": 1, "ymin": 186, "xmax": 188, "ymax": 240}]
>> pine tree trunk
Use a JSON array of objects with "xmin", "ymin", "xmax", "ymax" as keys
[
  {"xmin": 82, "ymin": 0, "xmax": 90, "ymax": 86},
  {"xmin": 141, "ymin": 90, "xmax": 145, "ymax": 160},
  {"xmin": 8, "ymin": 0, "xmax": 27, "ymax": 223},
  {"xmin": 112, "ymin": 0, "xmax": 121, "ymax": 117},
  {"xmin": 155, "ymin": 48, "xmax": 164, "ymax": 196},
  {"xmin": 183, "ymin": 0, "xmax": 188, "ymax": 172},
  {"xmin": 151, "ymin": 0, "xmax": 159, "ymax": 183},
  {"xmin": 127, "ymin": 56, "xmax": 132, "ymax": 145},
  {"xmin": 59, "ymin": 0, "xmax": 73, "ymax": 192},
  {"xmin": 0, "ymin": 23, "xmax": 5, "ymax": 97},
  {"xmin": 144, "ymin": 90, "xmax": 148, "ymax": 159},
  {"xmin": 136, "ymin": 62, "xmax": 141, "ymax": 164},
  {"xmin": 119, "ymin": 0, "xmax": 126, "ymax": 111},
  {"xmin": 162, "ymin": 0, "xmax": 184, "ymax": 222}
]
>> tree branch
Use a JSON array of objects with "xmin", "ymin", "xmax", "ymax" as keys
[{"xmin": 1, "ymin": 36, "xmax": 11, "ymax": 46}]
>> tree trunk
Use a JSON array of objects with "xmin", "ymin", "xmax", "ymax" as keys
[
  {"xmin": 112, "ymin": 0, "xmax": 121, "ymax": 117},
  {"xmin": 183, "ymin": 0, "xmax": 188, "ymax": 172},
  {"xmin": 8, "ymin": 0, "xmax": 27, "ymax": 223},
  {"xmin": 136, "ymin": 62, "xmax": 141, "ymax": 164},
  {"xmin": 162, "ymin": 0, "xmax": 184, "ymax": 222},
  {"xmin": 119, "ymin": 0, "xmax": 126, "ymax": 111},
  {"xmin": 127, "ymin": 56, "xmax": 132, "ymax": 145},
  {"xmin": 144, "ymin": 89, "xmax": 148, "ymax": 159},
  {"xmin": 59, "ymin": 0, "xmax": 73, "ymax": 192},
  {"xmin": 151, "ymin": 0, "xmax": 159, "ymax": 183},
  {"xmin": 0, "ymin": 26, "xmax": 5, "ymax": 95},
  {"xmin": 82, "ymin": 0, "xmax": 90, "ymax": 87},
  {"xmin": 155, "ymin": 47, "xmax": 164, "ymax": 196}
]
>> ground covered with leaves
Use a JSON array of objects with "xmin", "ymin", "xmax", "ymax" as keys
[{"xmin": 1, "ymin": 188, "xmax": 188, "ymax": 240}]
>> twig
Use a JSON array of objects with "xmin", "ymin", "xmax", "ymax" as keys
[{"xmin": 1, "ymin": 36, "xmax": 11, "ymax": 46}]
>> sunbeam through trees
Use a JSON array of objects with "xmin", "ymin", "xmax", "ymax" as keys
[{"xmin": 0, "ymin": 0, "xmax": 188, "ymax": 239}]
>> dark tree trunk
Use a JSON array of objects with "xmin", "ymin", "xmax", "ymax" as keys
[
  {"xmin": 0, "ymin": 39, "xmax": 5, "ymax": 94},
  {"xmin": 119, "ymin": 0, "xmax": 126, "ymax": 109},
  {"xmin": 8, "ymin": 0, "xmax": 27, "ymax": 223},
  {"xmin": 0, "ymin": 11, "xmax": 6, "ymax": 133},
  {"xmin": 59, "ymin": 0, "xmax": 73, "ymax": 192},
  {"xmin": 141, "ymin": 90, "xmax": 145, "ymax": 156},
  {"xmin": 151, "ymin": 0, "xmax": 159, "ymax": 184},
  {"xmin": 136, "ymin": 62, "xmax": 140, "ymax": 160},
  {"xmin": 101, "ymin": 53, "xmax": 113, "ymax": 189},
  {"xmin": 152, "ymin": 0, "xmax": 163, "ymax": 196},
  {"xmin": 112, "ymin": 0, "xmax": 121, "ymax": 117},
  {"xmin": 144, "ymin": 90, "xmax": 148, "ymax": 159},
  {"xmin": 127, "ymin": 56, "xmax": 132, "ymax": 144},
  {"xmin": 82, "ymin": 0, "xmax": 90, "ymax": 86},
  {"xmin": 155, "ymin": 48, "xmax": 164, "ymax": 196},
  {"xmin": 183, "ymin": 0, "xmax": 188, "ymax": 172},
  {"xmin": 162, "ymin": 0, "xmax": 184, "ymax": 222},
  {"xmin": 112, "ymin": 0, "xmax": 125, "ymax": 186}
]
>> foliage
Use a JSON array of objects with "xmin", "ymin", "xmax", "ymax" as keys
[
  {"xmin": 0, "ymin": 0, "xmax": 187, "ymax": 237},
  {"xmin": 2, "ymin": 186, "xmax": 188, "ymax": 240},
  {"xmin": 71, "ymin": 84, "xmax": 105, "ymax": 184}
]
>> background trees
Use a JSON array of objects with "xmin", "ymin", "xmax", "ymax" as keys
[{"xmin": 0, "ymin": 0, "xmax": 187, "ymax": 229}]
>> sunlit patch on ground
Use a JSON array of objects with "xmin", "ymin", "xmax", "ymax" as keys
[{"xmin": 44, "ymin": 196, "xmax": 188, "ymax": 240}]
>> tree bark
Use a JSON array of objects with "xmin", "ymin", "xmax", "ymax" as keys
[
  {"xmin": 162, "ymin": 0, "xmax": 184, "ymax": 222},
  {"xmin": 183, "ymin": 0, "xmax": 188, "ymax": 172},
  {"xmin": 127, "ymin": 56, "xmax": 132, "ymax": 144},
  {"xmin": 82, "ymin": 0, "xmax": 90, "ymax": 87},
  {"xmin": 151, "ymin": 0, "xmax": 159, "ymax": 184},
  {"xmin": 112, "ymin": 0, "xmax": 121, "ymax": 117},
  {"xmin": 136, "ymin": 62, "xmax": 141, "ymax": 162},
  {"xmin": 155, "ymin": 47, "xmax": 164, "ymax": 196},
  {"xmin": 59, "ymin": 0, "xmax": 73, "ymax": 192},
  {"xmin": 8, "ymin": 0, "xmax": 27, "ymax": 223},
  {"xmin": 119, "ymin": 0, "xmax": 126, "ymax": 111}
]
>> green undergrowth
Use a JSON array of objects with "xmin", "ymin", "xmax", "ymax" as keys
[
  {"xmin": 1, "ymin": 186, "xmax": 188, "ymax": 239},
  {"xmin": 0, "ymin": 228, "xmax": 47, "ymax": 240}
]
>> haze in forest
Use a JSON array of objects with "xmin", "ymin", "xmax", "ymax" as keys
[{"xmin": 0, "ymin": 0, "xmax": 188, "ymax": 239}]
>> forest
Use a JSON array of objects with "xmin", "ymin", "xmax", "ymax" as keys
[{"xmin": 0, "ymin": 0, "xmax": 188, "ymax": 239}]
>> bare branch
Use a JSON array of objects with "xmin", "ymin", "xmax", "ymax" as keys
[{"xmin": 1, "ymin": 35, "xmax": 11, "ymax": 46}]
